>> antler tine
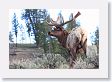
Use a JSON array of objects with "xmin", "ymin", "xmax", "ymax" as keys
[
  {"xmin": 46, "ymin": 18, "xmax": 60, "ymax": 26},
  {"xmin": 46, "ymin": 20, "xmax": 55, "ymax": 26},
  {"xmin": 51, "ymin": 16, "xmax": 63, "ymax": 26},
  {"xmin": 61, "ymin": 11, "xmax": 81, "ymax": 26},
  {"xmin": 51, "ymin": 18, "xmax": 59, "ymax": 26},
  {"xmin": 74, "ymin": 11, "xmax": 81, "ymax": 20}
]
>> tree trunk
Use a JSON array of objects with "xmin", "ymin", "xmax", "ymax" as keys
[{"xmin": 16, "ymin": 37, "xmax": 17, "ymax": 47}]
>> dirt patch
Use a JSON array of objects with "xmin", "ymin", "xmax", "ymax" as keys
[{"xmin": 9, "ymin": 48, "xmax": 37, "ymax": 62}]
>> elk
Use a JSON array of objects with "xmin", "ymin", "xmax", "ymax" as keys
[{"xmin": 46, "ymin": 12, "xmax": 87, "ymax": 68}]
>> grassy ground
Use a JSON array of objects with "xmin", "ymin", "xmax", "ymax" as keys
[{"xmin": 9, "ymin": 44, "xmax": 99, "ymax": 69}]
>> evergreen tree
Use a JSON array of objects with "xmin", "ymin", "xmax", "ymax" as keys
[
  {"xmin": 91, "ymin": 27, "xmax": 99, "ymax": 53},
  {"xmin": 94, "ymin": 27, "xmax": 99, "ymax": 53},
  {"xmin": 22, "ymin": 9, "xmax": 48, "ymax": 47},
  {"xmin": 19, "ymin": 24, "xmax": 25, "ymax": 44},
  {"xmin": 22, "ymin": 9, "xmax": 49, "ymax": 53},
  {"xmin": 12, "ymin": 13, "xmax": 19, "ymax": 47},
  {"xmin": 9, "ymin": 31, "xmax": 14, "ymax": 43}
]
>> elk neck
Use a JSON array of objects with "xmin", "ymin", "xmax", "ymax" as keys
[{"xmin": 57, "ymin": 30, "xmax": 69, "ymax": 48}]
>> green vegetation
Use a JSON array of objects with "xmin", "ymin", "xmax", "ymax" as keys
[
  {"xmin": 9, "ymin": 9, "xmax": 99, "ymax": 69},
  {"xmin": 91, "ymin": 27, "xmax": 99, "ymax": 53},
  {"xmin": 9, "ymin": 45, "xmax": 99, "ymax": 69}
]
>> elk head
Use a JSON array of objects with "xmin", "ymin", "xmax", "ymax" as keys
[
  {"xmin": 46, "ymin": 11, "xmax": 81, "ymax": 48},
  {"xmin": 46, "ymin": 11, "xmax": 81, "ymax": 38}
]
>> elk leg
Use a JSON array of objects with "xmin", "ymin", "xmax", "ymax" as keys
[
  {"xmin": 82, "ymin": 39, "xmax": 87, "ymax": 58},
  {"xmin": 69, "ymin": 55, "xmax": 73, "ymax": 68},
  {"xmin": 69, "ymin": 48, "xmax": 77, "ymax": 68},
  {"xmin": 81, "ymin": 34, "xmax": 87, "ymax": 57}
]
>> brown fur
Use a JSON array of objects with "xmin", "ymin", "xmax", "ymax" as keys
[
  {"xmin": 48, "ymin": 27, "xmax": 87, "ymax": 68},
  {"xmin": 47, "ymin": 12, "xmax": 87, "ymax": 68}
]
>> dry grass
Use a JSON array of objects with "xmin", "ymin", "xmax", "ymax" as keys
[{"xmin": 9, "ymin": 45, "xmax": 99, "ymax": 69}]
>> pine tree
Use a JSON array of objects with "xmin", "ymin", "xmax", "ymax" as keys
[
  {"xmin": 91, "ymin": 27, "xmax": 99, "ymax": 53},
  {"xmin": 9, "ymin": 31, "xmax": 13, "ymax": 43},
  {"xmin": 22, "ymin": 9, "xmax": 48, "ymax": 47},
  {"xmin": 12, "ymin": 13, "xmax": 19, "ymax": 47}
]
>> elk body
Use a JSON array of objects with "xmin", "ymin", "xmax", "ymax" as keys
[{"xmin": 46, "ymin": 12, "xmax": 87, "ymax": 68}]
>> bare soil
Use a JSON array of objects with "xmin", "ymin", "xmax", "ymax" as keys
[{"xmin": 9, "ymin": 48, "xmax": 38, "ymax": 62}]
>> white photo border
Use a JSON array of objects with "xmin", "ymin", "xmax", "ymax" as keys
[{"xmin": 0, "ymin": 0, "xmax": 108, "ymax": 78}]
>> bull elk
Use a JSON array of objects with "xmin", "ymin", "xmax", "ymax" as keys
[{"xmin": 46, "ymin": 12, "xmax": 87, "ymax": 68}]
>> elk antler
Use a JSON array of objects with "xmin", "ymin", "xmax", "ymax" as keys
[
  {"xmin": 46, "ymin": 11, "xmax": 81, "ymax": 27},
  {"xmin": 74, "ymin": 11, "xmax": 81, "ymax": 19},
  {"xmin": 60, "ymin": 11, "xmax": 81, "ymax": 26},
  {"xmin": 46, "ymin": 20, "xmax": 57, "ymax": 26},
  {"xmin": 46, "ymin": 17, "xmax": 62, "ymax": 26}
]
